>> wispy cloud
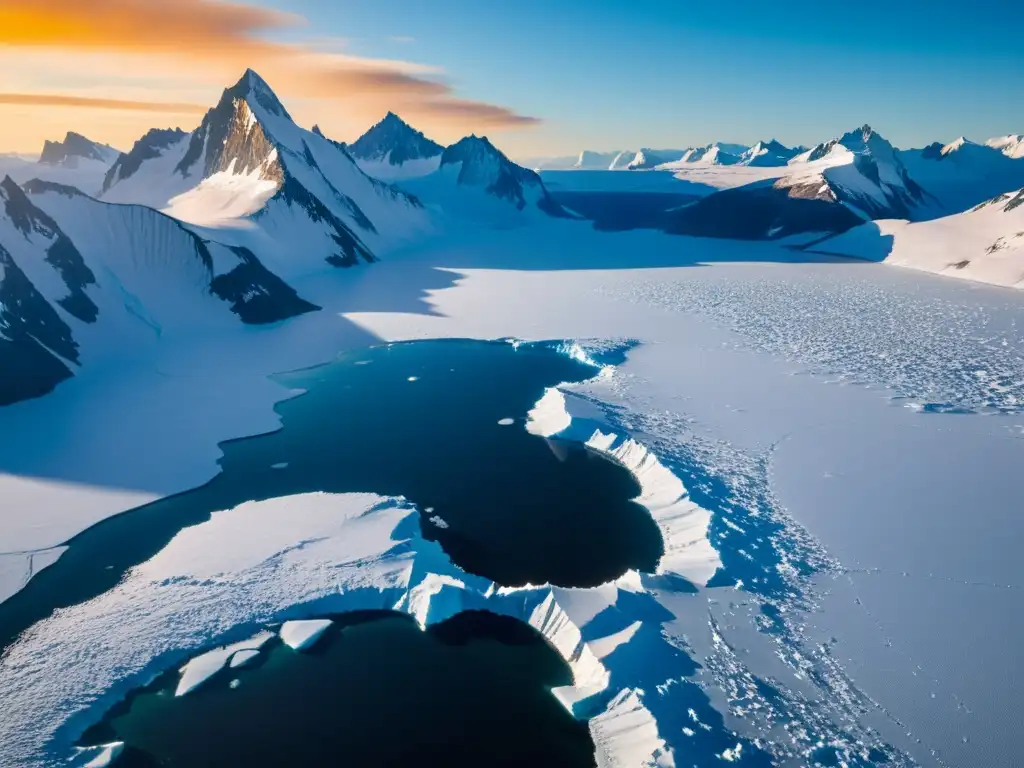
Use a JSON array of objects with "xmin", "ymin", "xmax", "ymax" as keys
[
  {"xmin": 0, "ymin": 92, "xmax": 207, "ymax": 113},
  {"xmin": 0, "ymin": 0, "xmax": 539, "ymax": 131}
]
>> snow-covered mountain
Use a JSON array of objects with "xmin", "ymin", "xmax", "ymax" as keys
[
  {"xmin": 739, "ymin": 139, "xmax": 800, "ymax": 167},
  {"xmin": 39, "ymin": 132, "xmax": 119, "ymax": 167},
  {"xmin": 574, "ymin": 150, "xmax": 624, "ymax": 170},
  {"xmin": 776, "ymin": 125, "xmax": 932, "ymax": 219},
  {"xmin": 101, "ymin": 128, "xmax": 189, "ymax": 194},
  {"xmin": 348, "ymin": 112, "xmax": 445, "ymax": 180},
  {"xmin": 101, "ymin": 69, "xmax": 430, "ymax": 276},
  {"xmin": 0, "ymin": 177, "xmax": 86, "ymax": 404},
  {"xmin": 0, "ymin": 132, "xmax": 120, "ymax": 196},
  {"xmin": 818, "ymin": 187, "xmax": 1024, "ymax": 288},
  {"xmin": 665, "ymin": 126, "xmax": 931, "ymax": 239},
  {"xmin": 898, "ymin": 137, "xmax": 1024, "ymax": 214},
  {"xmin": 625, "ymin": 148, "xmax": 690, "ymax": 169},
  {"xmin": 986, "ymin": 134, "xmax": 1024, "ymax": 159},
  {"xmin": 0, "ymin": 157, "xmax": 324, "ymax": 406},
  {"xmin": 654, "ymin": 143, "xmax": 745, "ymax": 169},
  {"xmin": 402, "ymin": 135, "xmax": 571, "ymax": 220}
]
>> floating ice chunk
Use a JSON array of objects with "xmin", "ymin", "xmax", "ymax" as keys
[
  {"xmin": 77, "ymin": 741, "xmax": 124, "ymax": 767},
  {"xmin": 270, "ymin": 462, "xmax": 288, "ymax": 470},
  {"xmin": 280, "ymin": 619, "xmax": 333, "ymax": 651},
  {"xmin": 427, "ymin": 515, "xmax": 449, "ymax": 529},
  {"xmin": 229, "ymin": 679, "xmax": 241, "ymax": 689},
  {"xmin": 721, "ymin": 743, "xmax": 743, "ymax": 761},
  {"xmin": 497, "ymin": 417, "xmax": 515, "ymax": 426},
  {"xmin": 525, "ymin": 387, "xmax": 572, "ymax": 437},
  {"xmin": 175, "ymin": 630, "xmax": 274, "ymax": 696},
  {"xmin": 407, "ymin": 376, "xmax": 419, "ymax": 382}
]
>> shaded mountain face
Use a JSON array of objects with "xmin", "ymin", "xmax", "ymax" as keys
[
  {"xmin": 102, "ymin": 128, "xmax": 188, "ymax": 193},
  {"xmin": 438, "ymin": 135, "xmax": 570, "ymax": 216},
  {"xmin": 349, "ymin": 112, "xmax": 444, "ymax": 166},
  {"xmin": 898, "ymin": 137, "xmax": 1024, "ymax": 214},
  {"xmin": 665, "ymin": 180, "xmax": 863, "ymax": 240},
  {"xmin": 39, "ymin": 132, "xmax": 118, "ymax": 167},
  {"xmin": 666, "ymin": 126, "xmax": 934, "ymax": 240}
]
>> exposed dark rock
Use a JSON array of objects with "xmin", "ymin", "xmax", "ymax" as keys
[
  {"xmin": 349, "ymin": 112, "xmax": 443, "ymax": 165},
  {"xmin": 209, "ymin": 245, "xmax": 321, "ymax": 323},
  {"xmin": 666, "ymin": 181, "xmax": 864, "ymax": 240},
  {"xmin": 176, "ymin": 71, "xmax": 285, "ymax": 182},
  {"xmin": 102, "ymin": 128, "xmax": 187, "ymax": 192},
  {"xmin": 1, "ymin": 177, "xmax": 98, "ymax": 323},
  {"xmin": 441, "ymin": 135, "xmax": 568, "ymax": 215},
  {"xmin": 39, "ymin": 132, "xmax": 115, "ymax": 166}
]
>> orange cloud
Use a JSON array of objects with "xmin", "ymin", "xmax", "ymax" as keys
[
  {"xmin": 0, "ymin": 0, "xmax": 539, "ymax": 131},
  {"xmin": 0, "ymin": 0, "xmax": 296, "ymax": 52},
  {"xmin": 0, "ymin": 92, "xmax": 207, "ymax": 114}
]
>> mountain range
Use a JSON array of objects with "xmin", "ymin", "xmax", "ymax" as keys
[
  {"xmin": 1, "ymin": 68, "xmax": 1022, "ymax": 407},
  {"xmin": 0, "ymin": 69, "xmax": 571, "ymax": 406}
]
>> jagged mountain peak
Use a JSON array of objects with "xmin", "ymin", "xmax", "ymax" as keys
[
  {"xmin": 230, "ymin": 68, "xmax": 291, "ymax": 120},
  {"xmin": 38, "ymin": 132, "xmax": 118, "ymax": 166},
  {"xmin": 102, "ymin": 127, "xmax": 188, "ymax": 193},
  {"xmin": 349, "ymin": 112, "xmax": 444, "ymax": 166}
]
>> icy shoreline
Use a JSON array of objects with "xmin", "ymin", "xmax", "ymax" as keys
[{"xmin": 4, "ymin": 354, "xmax": 730, "ymax": 768}]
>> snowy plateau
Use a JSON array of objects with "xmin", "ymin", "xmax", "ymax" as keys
[{"xmin": 0, "ymin": 69, "xmax": 1022, "ymax": 768}]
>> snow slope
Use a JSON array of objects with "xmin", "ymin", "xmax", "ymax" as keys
[
  {"xmin": 813, "ymin": 187, "xmax": 1024, "ymax": 288},
  {"xmin": 0, "ymin": 218, "xmax": 1020, "ymax": 767},
  {"xmin": 987, "ymin": 133, "xmax": 1024, "ymax": 159}
]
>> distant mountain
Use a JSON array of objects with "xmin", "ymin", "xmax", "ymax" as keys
[
  {"xmin": 0, "ymin": 132, "xmax": 120, "ymax": 195},
  {"xmin": 101, "ymin": 69, "xmax": 429, "ymax": 275},
  {"xmin": 625, "ymin": 148, "xmax": 689, "ymax": 170},
  {"xmin": 778, "ymin": 125, "xmax": 931, "ymax": 219},
  {"xmin": 348, "ymin": 112, "xmax": 445, "ymax": 180},
  {"xmin": 673, "ymin": 144, "xmax": 744, "ymax": 167},
  {"xmin": 899, "ymin": 136, "xmax": 1024, "ymax": 214},
  {"xmin": 666, "ymin": 125, "xmax": 933, "ymax": 240},
  {"xmin": 38, "ymin": 132, "xmax": 119, "ymax": 167},
  {"xmin": 102, "ymin": 128, "xmax": 188, "ymax": 194},
  {"xmin": 986, "ymin": 134, "xmax": 1024, "ymax": 160},
  {"xmin": 402, "ymin": 135, "xmax": 572, "ymax": 220},
  {"xmin": 740, "ymin": 140, "xmax": 799, "ymax": 167},
  {"xmin": 574, "ymin": 151, "xmax": 623, "ymax": 170}
]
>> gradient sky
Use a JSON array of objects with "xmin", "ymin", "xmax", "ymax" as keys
[{"xmin": 1, "ymin": 0, "xmax": 1021, "ymax": 160}]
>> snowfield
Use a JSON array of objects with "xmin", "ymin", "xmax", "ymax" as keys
[
  {"xmin": 1, "ymin": 217, "xmax": 1022, "ymax": 767},
  {"xmin": 2, "ymin": 70, "xmax": 1022, "ymax": 768}
]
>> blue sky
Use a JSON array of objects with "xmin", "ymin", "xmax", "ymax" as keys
[
  {"xmin": 267, "ymin": 0, "xmax": 1024, "ymax": 158},
  {"xmin": 1, "ymin": 0, "xmax": 1020, "ymax": 158}
]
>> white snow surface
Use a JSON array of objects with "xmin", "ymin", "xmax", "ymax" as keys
[
  {"xmin": 1, "ymin": 213, "xmax": 1023, "ymax": 766},
  {"xmin": 0, "ymin": 155, "xmax": 114, "ymax": 196},
  {"xmin": 356, "ymin": 152, "xmax": 442, "ymax": 181},
  {"xmin": 816, "ymin": 188, "xmax": 1024, "ymax": 288},
  {"xmin": 987, "ymin": 133, "xmax": 1024, "ymax": 159}
]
